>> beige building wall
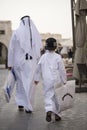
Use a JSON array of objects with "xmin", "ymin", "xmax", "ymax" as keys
[
  {"xmin": 41, "ymin": 33, "xmax": 62, "ymax": 46},
  {"xmin": 0, "ymin": 21, "xmax": 12, "ymax": 48},
  {"xmin": 0, "ymin": 20, "xmax": 71, "ymax": 67},
  {"xmin": 0, "ymin": 21, "xmax": 62, "ymax": 49},
  {"xmin": 0, "ymin": 21, "xmax": 12, "ymax": 66}
]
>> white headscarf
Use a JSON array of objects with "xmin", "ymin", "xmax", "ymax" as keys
[{"xmin": 16, "ymin": 16, "xmax": 43, "ymax": 59}]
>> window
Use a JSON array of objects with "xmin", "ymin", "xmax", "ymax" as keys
[{"xmin": 0, "ymin": 30, "xmax": 5, "ymax": 34}]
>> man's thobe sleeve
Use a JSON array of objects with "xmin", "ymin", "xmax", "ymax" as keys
[{"xmin": 34, "ymin": 62, "xmax": 41, "ymax": 82}]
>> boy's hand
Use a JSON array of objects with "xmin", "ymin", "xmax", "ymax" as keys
[{"xmin": 34, "ymin": 81, "xmax": 39, "ymax": 85}]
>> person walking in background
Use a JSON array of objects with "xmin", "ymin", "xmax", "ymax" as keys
[
  {"xmin": 34, "ymin": 38, "xmax": 67, "ymax": 122},
  {"xmin": 7, "ymin": 15, "xmax": 43, "ymax": 113},
  {"xmin": 68, "ymin": 48, "xmax": 73, "ymax": 59}
]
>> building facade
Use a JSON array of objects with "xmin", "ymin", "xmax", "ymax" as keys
[
  {"xmin": 0, "ymin": 21, "xmax": 12, "ymax": 67},
  {"xmin": 0, "ymin": 21, "xmax": 62, "ymax": 67}
]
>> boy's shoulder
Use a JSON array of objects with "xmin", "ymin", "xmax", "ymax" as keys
[
  {"xmin": 54, "ymin": 53, "xmax": 63, "ymax": 62},
  {"xmin": 40, "ymin": 53, "xmax": 46, "ymax": 59},
  {"xmin": 55, "ymin": 52, "xmax": 61, "ymax": 58}
]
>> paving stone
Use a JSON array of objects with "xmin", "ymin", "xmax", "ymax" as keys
[{"xmin": 0, "ymin": 69, "xmax": 87, "ymax": 130}]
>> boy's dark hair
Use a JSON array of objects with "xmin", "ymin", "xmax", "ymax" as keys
[{"xmin": 45, "ymin": 37, "xmax": 57, "ymax": 50}]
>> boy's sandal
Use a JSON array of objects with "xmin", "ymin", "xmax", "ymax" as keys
[{"xmin": 46, "ymin": 111, "xmax": 52, "ymax": 122}]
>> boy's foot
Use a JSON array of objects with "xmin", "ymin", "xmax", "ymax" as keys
[
  {"xmin": 55, "ymin": 114, "xmax": 61, "ymax": 121},
  {"xmin": 18, "ymin": 106, "xmax": 24, "ymax": 111},
  {"xmin": 46, "ymin": 111, "xmax": 52, "ymax": 122}
]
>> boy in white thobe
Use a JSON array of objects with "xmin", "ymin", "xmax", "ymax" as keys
[
  {"xmin": 34, "ymin": 38, "xmax": 67, "ymax": 122},
  {"xmin": 7, "ymin": 16, "xmax": 43, "ymax": 113}
]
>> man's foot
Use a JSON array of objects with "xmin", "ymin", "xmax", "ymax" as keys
[
  {"xmin": 46, "ymin": 111, "xmax": 52, "ymax": 122},
  {"xmin": 55, "ymin": 114, "xmax": 61, "ymax": 121},
  {"xmin": 25, "ymin": 110, "xmax": 32, "ymax": 113},
  {"xmin": 18, "ymin": 106, "xmax": 24, "ymax": 111}
]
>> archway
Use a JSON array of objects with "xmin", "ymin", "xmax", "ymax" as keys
[{"xmin": 0, "ymin": 42, "xmax": 8, "ymax": 68}]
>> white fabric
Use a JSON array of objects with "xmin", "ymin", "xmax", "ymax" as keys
[
  {"xmin": 17, "ymin": 17, "xmax": 42, "ymax": 60},
  {"xmin": 34, "ymin": 50, "xmax": 67, "ymax": 115},
  {"xmin": 8, "ymin": 16, "xmax": 43, "ymax": 111}
]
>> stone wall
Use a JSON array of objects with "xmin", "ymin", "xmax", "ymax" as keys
[{"xmin": 0, "ymin": 21, "xmax": 12, "ymax": 48}]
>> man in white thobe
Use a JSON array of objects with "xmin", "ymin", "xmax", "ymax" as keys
[
  {"xmin": 8, "ymin": 15, "xmax": 43, "ymax": 113},
  {"xmin": 34, "ymin": 38, "xmax": 67, "ymax": 122}
]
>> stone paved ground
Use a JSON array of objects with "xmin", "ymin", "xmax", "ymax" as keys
[
  {"xmin": 0, "ymin": 69, "xmax": 87, "ymax": 130},
  {"xmin": 0, "ymin": 69, "xmax": 8, "ymax": 108}
]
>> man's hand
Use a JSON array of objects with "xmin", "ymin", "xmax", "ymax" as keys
[{"xmin": 8, "ymin": 67, "xmax": 12, "ymax": 70}]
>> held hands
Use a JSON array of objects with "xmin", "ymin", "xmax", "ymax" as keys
[
  {"xmin": 64, "ymin": 83, "xmax": 66, "ymax": 85},
  {"xmin": 34, "ymin": 81, "xmax": 39, "ymax": 85},
  {"xmin": 8, "ymin": 67, "xmax": 12, "ymax": 70}
]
